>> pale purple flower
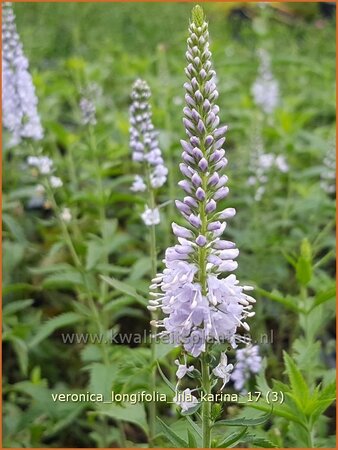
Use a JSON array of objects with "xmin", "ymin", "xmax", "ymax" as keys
[
  {"xmin": 129, "ymin": 79, "xmax": 168, "ymax": 226},
  {"xmin": 150, "ymin": 164, "xmax": 168, "ymax": 189},
  {"xmin": 251, "ymin": 48, "xmax": 279, "ymax": 114},
  {"xmin": 50, "ymin": 176, "xmax": 63, "ymax": 188},
  {"xmin": 231, "ymin": 344, "xmax": 262, "ymax": 393},
  {"xmin": 131, "ymin": 175, "xmax": 146, "ymax": 192},
  {"xmin": 213, "ymin": 352, "xmax": 234, "ymax": 390},
  {"xmin": 27, "ymin": 155, "xmax": 53, "ymax": 174},
  {"xmin": 141, "ymin": 206, "xmax": 160, "ymax": 226},
  {"xmin": 148, "ymin": 6, "xmax": 255, "ymax": 359},
  {"xmin": 173, "ymin": 388, "xmax": 199, "ymax": 413},
  {"xmin": 129, "ymin": 79, "xmax": 168, "ymax": 189},
  {"xmin": 248, "ymin": 134, "xmax": 289, "ymax": 201},
  {"xmin": 80, "ymin": 97, "xmax": 96, "ymax": 126},
  {"xmin": 175, "ymin": 359, "xmax": 195, "ymax": 379},
  {"xmin": 27, "ymin": 155, "xmax": 64, "ymax": 194},
  {"xmin": 275, "ymin": 155, "xmax": 289, "ymax": 173},
  {"xmin": 2, "ymin": 2, "xmax": 43, "ymax": 146},
  {"xmin": 79, "ymin": 83, "xmax": 101, "ymax": 126}
]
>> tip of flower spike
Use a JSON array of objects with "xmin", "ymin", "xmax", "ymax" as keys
[{"xmin": 192, "ymin": 5, "xmax": 205, "ymax": 27}]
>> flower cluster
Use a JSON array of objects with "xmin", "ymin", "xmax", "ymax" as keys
[
  {"xmin": 247, "ymin": 135, "xmax": 289, "ymax": 201},
  {"xmin": 141, "ymin": 207, "xmax": 161, "ymax": 226},
  {"xmin": 27, "ymin": 156, "xmax": 63, "ymax": 189},
  {"xmin": 27, "ymin": 155, "xmax": 72, "ymax": 221},
  {"xmin": 231, "ymin": 344, "xmax": 262, "ymax": 393},
  {"xmin": 2, "ymin": 2, "xmax": 43, "ymax": 146},
  {"xmin": 320, "ymin": 145, "xmax": 336, "ymax": 194},
  {"xmin": 148, "ymin": 7, "xmax": 255, "ymax": 362},
  {"xmin": 79, "ymin": 84, "xmax": 102, "ymax": 126},
  {"xmin": 129, "ymin": 79, "xmax": 168, "ymax": 225},
  {"xmin": 251, "ymin": 48, "xmax": 279, "ymax": 114}
]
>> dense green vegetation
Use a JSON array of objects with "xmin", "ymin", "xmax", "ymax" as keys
[{"xmin": 3, "ymin": 2, "xmax": 335, "ymax": 448}]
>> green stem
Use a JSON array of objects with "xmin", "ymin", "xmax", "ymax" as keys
[
  {"xmin": 306, "ymin": 426, "xmax": 314, "ymax": 448},
  {"xmin": 199, "ymin": 157, "xmax": 211, "ymax": 448},
  {"xmin": 148, "ymin": 184, "xmax": 158, "ymax": 447},
  {"xmin": 88, "ymin": 126, "xmax": 109, "ymax": 306},
  {"xmin": 46, "ymin": 179, "xmax": 108, "ymax": 357},
  {"xmin": 201, "ymin": 352, "xmax": 211, "ymax": 448}
]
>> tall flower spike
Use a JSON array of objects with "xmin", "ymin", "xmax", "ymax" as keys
[
  {"xmin": 129, "ymin": 79, "xmax": 168, "ymax": 225},
  {"xmin": 79, "ymin": 83, "xmax": 102, "ymax": 126},
  {"xmin": 251, "ymin": 48, "xmax": 279, "ymax": 114},
  {"xmin": 2, "ymin": 2, "xmax": 43, "ymax": 146},
  {"xmin": 149, "ymin": 6, "xmax": 255, "ymax": 359},
  {"xmin": 247, "ymin": 133, "xmax": 289, "ymax": 202},
  {"xmin": 231, "ymin": 344, "xmax": 262, "ymax": 393}
]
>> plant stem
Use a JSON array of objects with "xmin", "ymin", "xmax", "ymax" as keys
[
  {"xmin": 199, "ymin": 160, "xmax": 211, "ymax": 448},
  {"xmin": 148, "ymin": 183, "xmax": 158, "ymax": 448},
  {"xmin": 201, "ymin": 351, "xmax": 211, "ymax": 448},
  {"xmin": 88, "ymin": 126, "xmax": 109, "ymax": 306}
]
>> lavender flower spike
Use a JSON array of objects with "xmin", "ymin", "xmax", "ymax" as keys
[
  {"xmin": 129, "ymin": 79, "xmax": 168, "ymax": 188},
  {"xmin": 231, "ymin": 344, "xmax": 262, "ymax": 393},
  {"xmin": 2, "ymin": 2, "xmax": 43, "ymax": 146},
  {"xmin": 129, "ymin": 79, "xmax": 168, "ymax": 226},
  {"xmin": 251, "ymin": 48, "xmax": 279, "ymax": 114},
  {"xmin": 149, "ymin": 6, "xmax": 255, "ymax": 362}
]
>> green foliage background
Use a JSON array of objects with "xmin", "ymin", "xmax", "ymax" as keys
[{"xmin": 3, "ymin": 2, "xmax": 336, "ymax": 448}]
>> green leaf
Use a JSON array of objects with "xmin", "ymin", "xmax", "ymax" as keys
[
  {"xmin": 310, "ymin": 286, "xmax": 336, "ymax": 311},
  {"xmin": 213, "ymin": 412, "xmax": 271, "ymax": 427},
  {"xmin": 185, "ymin": 415, "xmax": 202, "ymax": 438},
  {"xmin": 42, "ymin": 270, "xmax": 85, "ymax": 289},
  {"xmin": 2, "ymin": 283, "xmax": 37, "ymax": 295},
  {"xmin": 102, "ymin": 296, "xmax": 135, "ymax": 314},
  {"xmin": 3, "ymin": 299, "xmax": 34, "ymax": 316},
  {"xmin": 187, "ymin": 429, "xmax": 197, "ymax": 448},
  {"xmin": 216, "ymin": 427, "xmax": 248, "ymax": 448},
  {"xmin": 6, "ymin": 336, "xmax": 28, "ymax": 375},
  {"xmin": 86, "ymin": 240, "xmax": 104, "ymax": 271},
  {"xmin": 157, "ymin": 417, "xmax": 188, "ymax": 448},
  {"xmin": 308, "ymin": 382, "xmax": 336, "ymax": 425},
  {"xmin": 157, "ymin": 362, "xmax": 176, "ymax": 393},
  {"xmin": 44, "ymin": 404, "xmax": 85, "ymax": 438},
  {"xmin": 88, "ymin": 363, "xmax": 116, "ymax": 400},
  {"xmin": 2, "ymin": 213, "xmax": 27, "ymax": 242},
  {"xmin": 28, "ymin": 312, "xmax": 83, "ymax": 348},
  {"xmin": 128, "ymin": 257, "xmax": 151, "ymax": 281},
  {"xmin": 251, "ymin": 437, "xmax": 278, "ymax": 448},
  {"xmin": 100, "ymin": 276, "xmax": 147, "ymax": 306},
  {"xmin": 29, "ymin": 263, "xmax": 76, "ymax": 275},
  {"xmin": 283, "ymin": 351, "xmax": 309, "ymax": 410},
  {"xmin": 256, "ymin": 287, "xmax": 302, "ymax": 313},
  {"xmin": 94, "ymin": 403, "xmax": 148, "ymax": 434},
  {"xmin": 248, "ymin": 402, "xmax": 306, "ymax": 427}
]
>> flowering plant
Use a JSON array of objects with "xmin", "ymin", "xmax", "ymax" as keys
[{"xmin": 148, "ymin": 6, "xmax": 256, "ymax": 446}]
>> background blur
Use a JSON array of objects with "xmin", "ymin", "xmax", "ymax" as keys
[{"xmin": 3, "ymin": 2, "xmax": 336, "ymax": 448}]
